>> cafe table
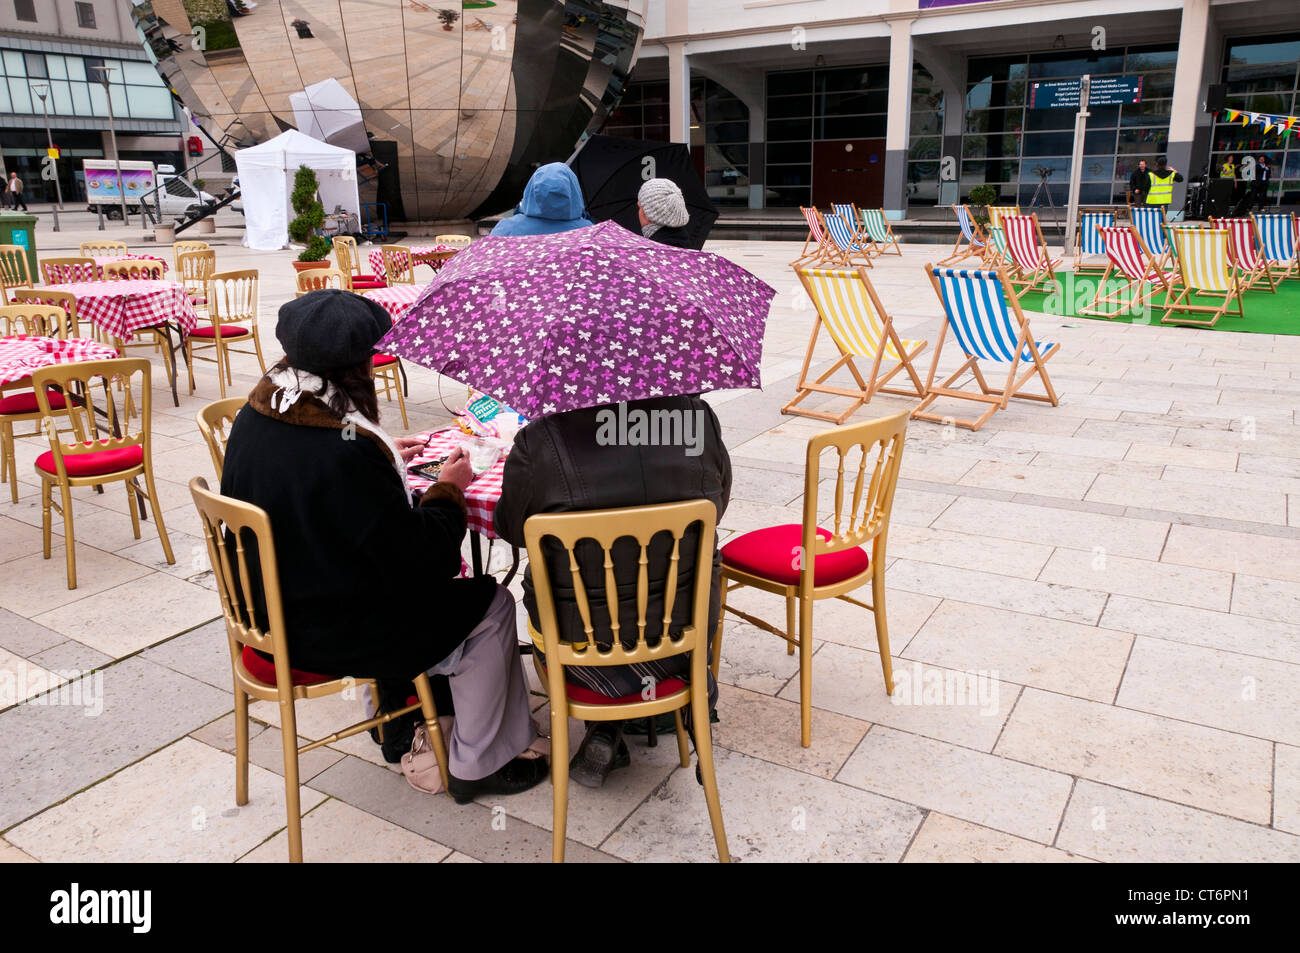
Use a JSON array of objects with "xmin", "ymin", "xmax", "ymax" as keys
[
  {"xmin": 41, "ymin": 280, "xmax": 199, "ymax": 406},
  {"xmin": 405, "ymin": 426, "xmax": 518, "ymax": 581},
  {"xmin": 368, "ymin": 244, "xmax": 457, "ymax": 280},
  {"xmin": 90, "ymin": 254, "xmax": 169, "ymax": 278},
  {"xmin": 363, "ymin": 283, "xmax": 429, "ymax": 319},
  {"xmin": 0, "ymin": 335, "xmax": 121, "ymax": 387}
]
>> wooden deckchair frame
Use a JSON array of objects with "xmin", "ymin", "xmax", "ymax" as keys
[
  {"xmin": 912, "ymin": 264, "xmax": 1059, "ymax": 432},
  {"xmin": 1073, "ymin": 208, "xmax": 1115, "ymax": 275},
  {"xmin": 1212, "ymin": 217, "xmax": 1277, "ymax": 294},
  {"xmin": 783, "ymin": 265, "xmax": 927, "ymax": 425},
  {"xmin": 1001, "ymin": 213, "xmax": 1061, "ymax": 298},
  {"xmin": 1251, "ymin": 212, "xmax": 1299, "ymax": 281},
  {"xmin": 1160, "ymin": 228, "xmax": 1245, "ymax": 328},
  {"xmin": 936, "ymin": 205, "xmax": 988, "ymax": 267},
  {"xmin": 793, "ymin": 207, "xmax": 836, "ymax": 266},
  {"xmin": 1079, "ymin": 225, "xmax": 1180, "ymax": 319}
]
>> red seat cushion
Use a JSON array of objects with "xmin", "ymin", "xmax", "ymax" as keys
[
  {"xmin": 373, "ymin": 353, "xmax": 397, "ymax": 367},
  {"xmin": 240, "ymin": 645, "xmax": 333, "ymax": 687},
  {"xmin": 35, "ymin": 444, "xmax": 144, "ymax": 477},
  {"xmin": 190, "ymin": 324, "xmax": 249, "ymax": 338},
  {"xmin": 537, "ymin": 662, "xmax": 687, "ymax": 705},
  {"xmin": 0, "ymin": 389, "xmax": 67, "ymax": 415},
  {"xmin": 352, "ymin": 276, "xmax": 387, "ymax": 289},
  {"xmin": 721, "ymin": 524, "xmax": 869, "ymax": 586}
]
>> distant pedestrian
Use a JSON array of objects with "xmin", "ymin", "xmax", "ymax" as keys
[
  {"xmin": 1252, "ymin": 154, "xmax": 1272, "ymax": 210},
  {"xmin": 6, "ymin": 172, "xmax": 27, "ymax": 211},
  {"xmin": 1145, "ymin": 156, "xmax": 1183, "ymax": 207},
  {"xmin": 1127, "ymin": 159, "xmax": 1150, "ymax": 205}
]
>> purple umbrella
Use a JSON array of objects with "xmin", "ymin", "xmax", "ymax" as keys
[{"xmin": 376, "ymin": 220, "xmax": 774, "ymax": 418}]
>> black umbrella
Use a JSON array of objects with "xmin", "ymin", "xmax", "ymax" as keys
[{"xmin": 569, "ymin": 135, "xmax": 718, "ymax": 250}]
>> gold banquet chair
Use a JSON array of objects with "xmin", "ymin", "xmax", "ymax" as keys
[
  {"xmin": 177, "ymin": 248, "xmax": 217, "ymax": 315},
  {"xmin": 79, "ymin": 240, "xmax": 129, "ymax": 259},
  {"xmin": 0, "ymin": 304, "xmax": 75, "ymax": 503},
  {"xmin": 295, "ymin": 267, "xmax": 348, "ymax": 297},
  {"xmin": 380, "ymin": 245, "xmax": 415, "ymax": 285},
  {"xmin": 172, "ymin": 240, "xmax": 210, "ymax": 273},
  {"xmin": 0, "ymin": 244, "xmax": 34, "ymax": 297},
  {"xmin": 32, "ymin": 358, "xmax": 175, "ymax": 589},
  {"xmin": 196, "ymin": 396, "xmax": 247, "ymax": 479},
  {"xmin": 39, "ymin": 256, "xmax": 98, "ymax": 284},
  {"xmin": 103, "ymin": 259, "xmax": 165, "ymax": 281},
  {"xmin": 189, "ymin": 477, "xmax": 451, "ymax": 864},
  {"xmin": 434, "ymin": 234, "xmax": 472, "ymax": 249},
  {"xmin": 186, "ymin": 269, "xmax": 267, "ymax": 399},
  {"xmin": 717, "ymin": 412, "xmax": 907, "ymax": 747},
  {"xmin": 523, "ymin": 500, "xmax": 730, "ymax": 864}
]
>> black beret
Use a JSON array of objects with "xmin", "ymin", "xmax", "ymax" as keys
[{"xmin": 275, "ymin": 289, "xmax": 393, "ymax": 374}]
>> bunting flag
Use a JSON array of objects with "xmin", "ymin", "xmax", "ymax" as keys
[{"xmin": 1219, "ymin": 109, "xmax": 1300, "ymax": 138}]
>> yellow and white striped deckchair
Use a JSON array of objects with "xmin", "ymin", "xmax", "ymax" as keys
[
  {"xmin": 1161, "ymin": 228, "xmax": 1245, "ymax": 328},
  {"xmin": 784, "ymin": 266, "xmax": 928, "ymax": 424},
  {"xmin": 988, "ymin": 205, "xmax": 1021, "ymax": 230}
]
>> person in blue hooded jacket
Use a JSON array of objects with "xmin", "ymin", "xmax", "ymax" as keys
[{"xmin": 490, "ymin": 162, "xmax": 593, "ymax": 236}]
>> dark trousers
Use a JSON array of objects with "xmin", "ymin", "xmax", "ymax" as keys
[{"xmin": 6, "ymin": 192, "xmax": 26, "ymax": 211}]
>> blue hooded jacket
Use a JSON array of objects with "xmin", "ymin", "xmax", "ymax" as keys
[{"xmin": 490, "ymin": 163, "xmax": 592, "ymax": 236}]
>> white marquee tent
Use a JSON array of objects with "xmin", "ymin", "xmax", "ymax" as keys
[
  {"xmin": 290, "ymin": 78, "xmax": 370, "ymax": 155},
  {"xmin": 234, "ymin": 130, "xmax": 359, "ymax": 251}
]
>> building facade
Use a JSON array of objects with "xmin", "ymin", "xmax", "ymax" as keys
[
  {"xmin": 621, "ymin": 0, "xmax": 1300, "ymax": 215},
  {"xmin": 0, "ymin": 0, "xmax": 187, "ymax": 204}
]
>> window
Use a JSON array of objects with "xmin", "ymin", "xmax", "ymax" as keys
[
  {"xmin": 75, "ymin": 2, "xmax": 96, "ymax": 29},
  {"xmin": 13, "ymin": 0, "xmax": 36, "ymax": 22}
]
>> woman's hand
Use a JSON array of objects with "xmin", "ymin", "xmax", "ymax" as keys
[
  {"xmin": 438, "ymin": 446, "xmax": 473, "ymax": 491},
  {"xmin": 395, "ymin": 435, "xmax": 427, "ymax": 463}
]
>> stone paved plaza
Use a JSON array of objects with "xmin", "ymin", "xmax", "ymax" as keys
[{"xmin": 2, "ymin": 213, "xmax": 1299, "ymax": 863}]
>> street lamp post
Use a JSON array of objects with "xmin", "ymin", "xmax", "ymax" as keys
[
  {"xmin": 88, "ymin": 65, "xmax": 129, "ymax": 224},
  {"xmin": 29, "ymin": 83, "xmax": 63, "ymax": 232}
]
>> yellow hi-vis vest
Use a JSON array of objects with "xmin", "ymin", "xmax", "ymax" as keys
[{"xmin": 1147, "ymin": 170, "xmax": 1175, "ymax": 205}]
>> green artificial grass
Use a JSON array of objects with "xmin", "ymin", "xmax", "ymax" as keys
[{"xmin": 1018, "ymin": 270, "xmax": 1300, "ymax": 335}]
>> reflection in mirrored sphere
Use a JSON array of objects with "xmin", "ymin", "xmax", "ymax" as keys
[{"xmin": 140, "ymin": 0, "xmax": 645, "ymax": 221}]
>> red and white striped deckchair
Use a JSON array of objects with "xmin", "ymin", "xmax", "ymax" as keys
[
  {"xmin": 794, "ymin": 207, "xmax": 835, "ymax": 266},
  {"xmin": 1000, "ymin": 213, "xmax": 1061, "ymax": 298},
  {"xmin": 1079, "ymin": 225, "xmax": 1180, "ymax": 318},
  {"xmin": 1212, "ymin": 217, "xmax": 1277, "ymax": 294}
]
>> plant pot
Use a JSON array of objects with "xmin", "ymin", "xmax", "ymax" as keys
[
  {"xmin": 292, "ymin": 260, "xmax": 331, "ymax": 273},
  {"xmin": 154, "ymin": 224, "xmax": 176, "ymax": 244},
  {"xmin": 196, "ymin": 217, "xmax": 216, "ymax": 235}
]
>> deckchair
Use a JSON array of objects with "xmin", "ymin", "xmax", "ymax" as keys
[
  {"xmin": 1001, "ymin": 213, "xmax": 1062, "ymax": 297},
  {"xmin": 1211, "ymin": 217, "xmax": 1277, "ymax": 293},
  {"xmin": 1252, "ymin": 212, "xmax": 1299, "ymax": 281},
  {"xmin": 1074, "ymin": 210, "xmax": 1114, "ymax": 274},
  {"xmin": 861, "ymin": 208, "xmax": 903, "ymax": 256},
  {"xmin": 912, "ymin": 265, "xmax": 1059, "ymax": 432},
  {"xmin": 1079, "ymin": 225, "xmax": 1181, "ymax": 318},
  {"xmin": 988, "ymin": 205, "xmax": 1021, "ymax": 230},
  {"xmin": 831, "ymin": 203, "xmax": 881, "ymax": 257},
  {"xmin": 985, "ymin": 225, "xmax": 1009, "ymax": 267},
  {"xmin": 1130, "ymin": 206, "xmax": 1172, "ymax": 270},
  {"xmin": 1160, "ymin": 228, "xmax": 1245, "ymax": 328},
  {"xmin": 823, "ymin": 213, "xmax": 875, "ymax": 268},
  {"xmin": 936, "ymin": 205, "xmax": 988, "ymax": 266},
  {"xmin": 783, "ymin": 266, "xmax": 927, "ymax": 424},
  {"xmin": 794, "ymin": 207, "xmax": 835, "ymax": 266}
]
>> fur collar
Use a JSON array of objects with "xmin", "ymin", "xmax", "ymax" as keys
[{"xmin": 248, "ymin": 367, "xmax": 408, "ymax": 491}]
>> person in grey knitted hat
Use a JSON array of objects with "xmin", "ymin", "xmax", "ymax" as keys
[{"xmin": 637, "ymin": 177, "xmax": 693, "ymax": 247}]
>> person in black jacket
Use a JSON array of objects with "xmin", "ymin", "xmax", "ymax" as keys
[
  {"xmin": 219, "ymin": 290, "xmax": 546, "ymax": 802},
  {"xmin": 637, "ymin": 177, "xmax": 693, "ymax": 248},
  {"xmin": 494, "ymin": 395, "xmax": 730, "ymax": 787},
  {"xmin": 1127, "ymin": 159, "xmax": 1150, "ymax": 205}
]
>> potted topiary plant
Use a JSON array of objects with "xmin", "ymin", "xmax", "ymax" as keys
[
  {"xmin": 969, "ymin": 184, "xmax": 1000, "ymax": 227},
  {"xmin": 288, "ymin": 164, "xmax": 332, "ymax": 271}
]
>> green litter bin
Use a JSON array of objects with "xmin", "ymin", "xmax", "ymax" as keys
[{"xmin": 0, "ymin": 212, "xmax": 38, "ymax": 281}]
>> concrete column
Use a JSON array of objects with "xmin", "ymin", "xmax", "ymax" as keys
[
  {"xmin": 883, "ymin": 17, "xmax": 915, "ymax": 219},
  {"xmin": 749, "ymin": 101, "xmax": 766, "ymax": 210},
  {"xmin": 668, "ymin": 42, "xmax": 691, "ymax": 145},
  {"xmin": 1167, "ymin": 0, "xmax": 1212, "ymax": 209}
]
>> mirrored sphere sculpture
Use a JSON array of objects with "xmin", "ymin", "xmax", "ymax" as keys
[{"xmin": 140, "ymin": 0, "xmax": 645, "ymax": 221}]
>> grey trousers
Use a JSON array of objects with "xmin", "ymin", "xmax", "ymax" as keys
[{"xmin": 435, "ymin": 582, "xmax": 537, "ymax": 781}]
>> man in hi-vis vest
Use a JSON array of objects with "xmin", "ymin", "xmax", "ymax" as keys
[{"xmin": 1145, "ymin": 155, "xmax": 1184, "ymax": 206}]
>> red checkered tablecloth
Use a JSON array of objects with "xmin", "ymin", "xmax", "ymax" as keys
[
  {"xmin": 43, "ymin": 280, "xmax": 199, "ymax": 342},
  {"xmin": 0, "ymin": 335, "xmax": 121, "ymax": 387},
  {"xmin": 91, "ymin": 254, "xmax": 169, "ymax": 276},
  {"xmin": 368, "ymin": 244, "xmax": 454, "ymax": 279},
  {"xmin": 363, "ymin": 283, "xmax": 429, "ymax": 318},
  {"xmin": 406, "ymin": 428, "xmax": 507, "ymax": 538}
]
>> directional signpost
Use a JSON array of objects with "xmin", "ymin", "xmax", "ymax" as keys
[{"xmin": 1028, "ymin": 75, "xmax": 1143, "ymax": 254}]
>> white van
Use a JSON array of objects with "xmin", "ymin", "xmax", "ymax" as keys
[{"xmin": 83, "ymin": 159, "xmax": 217, "ymax": 219}]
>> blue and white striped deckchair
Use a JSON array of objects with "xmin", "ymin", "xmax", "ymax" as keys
[
  {"xmin": 861, "ymin": 208, "xmax": 903, "ymax": 256},
  {"xmin": 1252, "ymin": 212, "xmax": 1299, "ymax": 280},
  {"xmin": 937, "ymin": 205, "xmax": 988, "ymax": 267},
  {"xmin": 1130, "ymin": 206, "xmax": 1171, "ymax": 268},
  {"xmin": 831, "ymin": 203, "xmax": 881, "ymax": 256},
  {"xmin": 912, "ymin": 265, "xmax": 1060, "ymax": 431},
  {"xmin": 1074, "ymin": 210, "xmax": 1114, "ymax": 274},
  {"xmin": 823, "ymin": 212, "xmax": 874, "ymax": 267}
]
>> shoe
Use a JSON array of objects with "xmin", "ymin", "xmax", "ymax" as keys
[
  {"xmin": 622, "ymin": 712, "xmax": 678, "ymax": 736},
  {"xmin": 370, "ymin": 710, "xmax": 419, "ymax": 764},
  {"xmin": 569, "ymin": 724, "xmax": 631, "ymax": 789},
  {"xmin": 448, "ymin": 756, "xmax": 549, "ymax": 804}
]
